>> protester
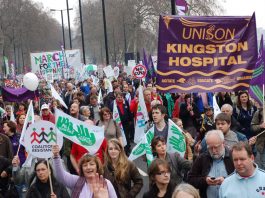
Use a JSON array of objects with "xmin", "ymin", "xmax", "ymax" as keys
[
  {"xmin": 97, "ymin": 107, "xmax": 123, "ymax": 146},
  {"xmin": 50, "ymin": 99, "xmax": 62, "ymax": 114},
  {"xmin": 199, "ymin": 105, "xmax": 215, "ymax": 141},
  {"xmin": 179, "ymin": 94, "xmax": 201, "ymax": 138},
  {"xmin": 172, "ymin": 184, "xmax": 200, "ymax": 198},
  {"xmin": 172, "ymin": 118, "xmax": 194, "ymax": 160},
  {"xmin": 88, "ymin": 94, "xmax": 102, "ymax": 123},
  {"xmin": 103, "ymin": 139, "xmax": 143, "ymax": 197},
  {"xmin": 233, "ymin": 91, "xmax": 257, "ymax": 139},
  {"xmin": 112, "ymin": 91, "xmax": 133, "ymax": 155},
  {"xmin": 152, "ymin": 104, "xmax": 169, "ymax": 141},
  {"xmin": 200, "ymin": 113, "xmax": 248, "ymax": 153},
  {"xmin": 151, "ymin": 136, "xmax": 191, "ymax": 187},
  {"xmin": 221, "ymin": 104, "xmax": 241, "ymax": 132},
  {"xmin": 64, "ymin": 82, "xmax": 74, "ymax": 108},
  {"xmin": 40, "ymin": 104, "xmax": 55, "ymax": 124},
  {"xmin": 216, "ymin": 92, "xmax": 233, "ymax": 109},
  {"xmin": 143, "ymin": 158, "xmax": 174, "ymax": 198},
  {"xmin": 0, "ymin": 132, "xmax": 13, "ymax": 159},
  {"xmin": 3, "ymin": 120, "xmax": 26, "ymax": 164},
  {"xmin": 16, "ymin": 103, "xmax": 26, "ymax": 116},
  {"xmin": 251, "ymin": 106, "xmax": 265, "ymax": 169},
  {"xmin": 52, "ymin": 144, "xmax": 117, "ymax": 198},
  {"xmin": 219, "ymin": 142, "xmax": 265, "ymax": 198},
  {"xmin": 16, "ymin": 113, "xmax": 26, "ymax": 134},
  {"xmin": 188, "ymin": 130, "xmax": 234, "ymax": 198},
  {"xmin": 0, "ymin": 156, "xmax": 12, "ymax": 197},
  {"xmin": 80, "ymin": 106, "xmax": 92, "ymax": 121},
  {"xmin": 26, "ymin": 159, "xmax": 70, "ymax": 198}
]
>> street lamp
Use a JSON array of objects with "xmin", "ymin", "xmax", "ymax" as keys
[
  {"xmin": 102, "ymin": 0, "xmax": 109, "ymax": 65},
  {"xmin": 50, "ymin": 8, "xmax": 73, "ymax": 49},
  {"xmin": 171, "ymin": 0, "xmax": 176, "ymax": 15}
]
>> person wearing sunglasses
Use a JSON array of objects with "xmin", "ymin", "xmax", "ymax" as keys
[{"xmin": 143, "ymin": 158, "xmax": 174, "ymax": 198}]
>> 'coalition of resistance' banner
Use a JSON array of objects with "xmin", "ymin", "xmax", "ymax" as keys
[{"xmin": 157, "ymin": 14, "xmax": 257, "ymax": 93}]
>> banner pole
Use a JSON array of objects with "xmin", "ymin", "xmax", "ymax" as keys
[
  {"xmin": 262, "ymin": 83, "xmax": 265, "ymax": 123},
  {"xmin": 46, "ymin": 158, "xmax": 54, "ymax": 194},
  {"xmin": 16, "ymin": 143, "xmax": 21, "ymax": 156}
]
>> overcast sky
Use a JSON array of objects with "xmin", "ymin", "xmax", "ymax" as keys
[{"xmin": 33, "ymin": 0, "xmax": 265, "ymax": 29}]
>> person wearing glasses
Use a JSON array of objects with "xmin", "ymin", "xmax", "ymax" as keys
[
  {"xmin": 52, "ymin": 145, "xmax": 117, "ymax": 198},
  {"xmin": 143, "ymin": 158, "xmax": 174, "ymax": 198},
  {"xmin": 97, "ymin": 107, "xmax": 123, "ymax": 146},
  {"xmin": 103, "ymin": 139, "xmax": 143, "ymax": 198},
  {"xmin": 151, "ymin": 136, "xmax": 191, "ymax": 187},
  {"xmin": 187, "ymin": 130, "xmax": 234, "ymax": 198}
]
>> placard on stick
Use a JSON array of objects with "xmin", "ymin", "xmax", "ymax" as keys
[{"xmin": 132, "ymin": 64, "xmax": 147, "ymax": 79}]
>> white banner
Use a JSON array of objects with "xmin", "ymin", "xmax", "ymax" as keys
[
  {"xmin": 167, "ymin": 119, "xmax": 186, "ymax": 157},
  {"xmin": 24, "ymin": 121, "xmax": 63, "ymax": 158},
  {"xmin": 55, "ymin": 109, "xmax": 104, "ymax": 154},
  {"xmin": 103, "ymin": 65, "xmax": 114, "ymax": 78},
  {"xmin": 113, "ymin": 100, "xmax": 127, "ymax": 146},
  {"xmin": 134, "ymin": 86, "xmax": 149, "ymax": 143},
  {"xmin": 30, "ymin": 49, "xmax": 82, "ymax": 80}
]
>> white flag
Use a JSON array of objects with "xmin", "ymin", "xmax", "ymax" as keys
[
  {"xmin": 98, "ymin": 89, "xmax": 103, "ymax": 104},
  {"xmin": 20, "ymin": 101, "xmax": 35, "ymax": 145},
  {"xmin": 55, "ymin": 109, "xmax": 104, "ymax": 154},
  {"xmin": 138, "ymin": 86, "xmax": 149, "ymax": 122},
  {"xmin": 10, "ymin": 106, "xmax": 16, "ymax": 122},
  {"xmin": 213, "ymin": 95, "xmax": 221, "ymax": 119},
  {"xmin": 50, "ymin": 84, "xmax": 68, "ymax": 109},
  {"xmin": 113, "ymin": 100, "xmax": 127, "ymax": 146},
  {"xmin": 129, "ymin": 127, "xmax": 154, "ymax": 162},
  {"xmin": 167, "ymin": 119, "xmax": 186, "ymax": 157}
]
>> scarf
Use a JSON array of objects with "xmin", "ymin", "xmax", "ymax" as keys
[
  {"xmin": 72, "ymin": 177, "xmax": 86, "ymax": 198},
  {"xmin": 116, "ymin": 100, "xmax": 124, "ymax": 115}
]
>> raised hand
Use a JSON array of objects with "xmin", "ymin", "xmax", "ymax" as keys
[
  {"xmin": 91, "ymin": 173, "xmax": 109, "ymax": 198},
  {"xmin": 12, "ymin": 155, "xmax": 20, "ymax": 167},
  {"xmin": 52, "ymin": 145, "xmax": 60, "ymax": 157}
]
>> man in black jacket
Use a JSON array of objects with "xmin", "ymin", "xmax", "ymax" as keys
[{"xmin": 188, "ymin": 130, "xmax": 234, "ymax": 198}]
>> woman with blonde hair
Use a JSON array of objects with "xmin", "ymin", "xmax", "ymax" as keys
[
  {"xmin": 104, "ymin": 138, "xmax": 143, "ymax": 198},
  {"xmin": 172, "ymin": 184, "xmax": 200, "ymax": 198}
]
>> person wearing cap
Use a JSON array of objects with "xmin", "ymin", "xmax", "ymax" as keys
[
  {"xmin": 199, "ymin": 105, "xmax": 215, "ymax": 141},
  {"xmin": 41, "ymin": 104, "xmax": 55, "ymax": 124}
]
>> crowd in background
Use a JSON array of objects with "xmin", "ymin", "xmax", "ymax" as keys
[{"xmin": 0, "ymin": 72, "xmax": 265, "ymax": 198}]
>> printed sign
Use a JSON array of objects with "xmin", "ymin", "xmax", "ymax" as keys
[
  {"xmin": 157, "ymin": 14, "xmax": 257, "ymax": 93},
  {"xmin": 132, "ymin": 64, "xmax": 147, "ymax": 79},
  {"xmin": 30, "ymin": 49, "xmax": 81, "ymax": 80},
  {"xmin": 24, "ymin": 121, "xmax": 63, "ymax": 158}
]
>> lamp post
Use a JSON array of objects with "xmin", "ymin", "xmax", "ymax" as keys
[
  {"xmin": 102, "ymin": 0, "xmax": 109, "ymax": 65},
  {"xmin": 171, "ymin": 0, "xmax": 176, "ymax": 15},
  {"xmin": 50, "ymin": 8, "xmax": 73, "ymax": 49},
  {"xmin": 78, "ymin": 0, "xmax": 86, "ymax": 64},
  {"xmin": 66, "ymin": 0, "xmax": 72, "ymax": 49}
]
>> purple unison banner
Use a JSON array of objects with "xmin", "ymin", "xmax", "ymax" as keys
[{"xmin": 157, "ymin": 14, "xmax": 258, "ymax": 93}]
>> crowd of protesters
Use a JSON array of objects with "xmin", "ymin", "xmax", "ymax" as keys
[{"xmin": 0, "ymin": 72, "xmax": 265, "ymax": 198}]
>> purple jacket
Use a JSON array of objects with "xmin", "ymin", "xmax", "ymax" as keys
[{"xmin": 53, "ymin": 157, "xmax": 117, "ymax": 198}]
